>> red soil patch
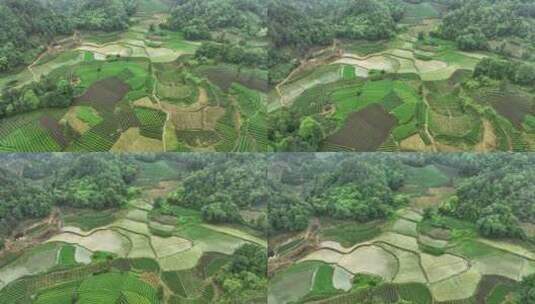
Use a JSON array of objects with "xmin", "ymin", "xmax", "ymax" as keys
[{"xmin": 324, "ymin": 104, "xmax": 396, "ymax": 151}]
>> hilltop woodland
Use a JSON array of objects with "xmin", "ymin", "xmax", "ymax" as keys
[
  {"xmin": 157, "ymin": 154, "xmax": 270, "ymax": 229},
  {"xmin": 0, "ymin": 154, "xmax": 137, "ymax": 240}
]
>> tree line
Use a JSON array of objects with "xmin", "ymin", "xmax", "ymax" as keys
[{"xmin": 0, "ymin": 76, "xmax": 74, "ymax": 119}]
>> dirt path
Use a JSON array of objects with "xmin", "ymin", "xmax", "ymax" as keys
[
  {"xmin": 197, "ymin": 87, "xmax": 208, "ymax": 107},
  {"xmin": 474, "ymin": 119, "xmax": 497, "ymax": 152},
  {"xmin": 274, "ymin": 40, "xmax": 340, "ymax": 106},
  {"xmin": 149, "ymin": 66, "xmax": 170, "ymax": 152},
  {"xmin": 421, "ymin": 87, "xmax": 438, "ymax": 152},
  {"xmin": 27, "ymin": 50, "xmax": 49, "ymax": 82},
  {"xmin": 268, "ymin": 218, "xmax": 321, "ymax": 276}
]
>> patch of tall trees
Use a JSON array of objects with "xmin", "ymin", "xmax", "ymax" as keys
[
  {"xmin": 268, "ymin": 155, "xmax": 407, "ymax": 234},
  {"xmin": 0, "ymin": 166, "xmax": 53, "ymax": 237},
  {"xmin": 515, "ymin": 274, "xmax": 535, "ymax": 303},
  {"xmin": 0, "ymin": 76, "xmax": 74, "ymax": 118},
  {"xmin": 165, "ymin": 0, "xmax": 267, "ymax": 38},
  {"xmin": 437, "ymin": 0, "xmax": 535, "ymax": 51},
  {"xmin": 165, "ymin": 155, "xmax": 270, "ymax": 225},
  {"xmin": 473, "ymin": 57, "xmax": 535, "ymax": 87},
  {"xmin": 53, "ymin": 154, "xmax": 138, "ymax": 210},
  {"xmin": 267, "ymin": 0, "xmax": 405, "ymax": 84},
  {"xmin": 439, "ymin": 154, "xmax": 535, "ymax": 239},
  {"xmin": 195, "ymin": 42, "xmax": 267, "ymax": 68},
  {"xmin": 267, "ymin": 110, "xmax": 325, "ymax": 152},
  {"xmin": 214, "ymin": 243, "xmax": 267, "ymax": 303}
]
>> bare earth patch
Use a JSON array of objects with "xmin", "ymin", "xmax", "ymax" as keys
[
  {"xmin": 134, "ymin": 97, "xmax": 160, "ymax": 110},
  {"xmin": 111, "ymin": 128, "xmax": 163, "ymax": 152},
  {"xmin": 411, "ymin": 187, "xmax": 455, "ymax": 209},
  {"xmin": 60, "ymin": 106, "xmax": 91, "ymax": 134},
  {"xmin": 421, "ymin": 253, "xmax": 469, "ymax": 283},
  {"xmin": 474, "ymin": 119, "xmax": 497, "ymax": 152},
  {"xmin": 324, "ymin": 104, "xmax": 397, "ymax": 151},
  {"xmin": 76, "ymin": 77, "xmax": 129, "ymax": 111},
  {"xmin": 47, "ymin": 230, "xmax": 130, "ymax": 256},
  {"xmin": 400, "ymin": 134, "xmax": 433, "ymax": 152}
]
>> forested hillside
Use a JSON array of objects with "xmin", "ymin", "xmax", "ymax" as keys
[
  {"xmin": 440, "ymin": 155, "xmax": 535, "ymax": 239},
  {"xmin": 0, "ymin": 154, "xmax": 137, "ymax": 239},
  {"xmin": 437, "ymin": 0, "xmax": 535, "ymax": 53},
  {"xmin": 268, "ymin": 155, "xmax": 407, "ymax": 234},
  {"xmin": 0, "ymin": 166, "xmax": 53, "ymax": 238},
  {"xmin": 267, "ymin": 154, "xmax": 535, "ymax": 241},
  {"xmin": 162, "ymin": 155, "xmax": 270, "ymax": 225}
]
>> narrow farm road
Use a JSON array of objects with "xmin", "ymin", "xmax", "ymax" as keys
[
  {"xmin": 149, "ymin": 66, "xmax": 170, "ymax": 152},
  {"xmin": 27, "ymin": 50, "xmax": 49, "ymax": 82},
  {"xmin": 274, "ymin": 40, "xmax": 340, "ymax": 106},
  {"xmin": 421, "ymin": 87, "xmax": 438, "ymax": 152}
]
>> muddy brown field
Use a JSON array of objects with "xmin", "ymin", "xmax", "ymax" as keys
[
  {"xmin": 200, "ymin": 67, "xmax": 269, "ymax": 93},
  {"xmin": 490, "ymin": 94, "xmax": 533, "ymax": 128},
  {"xmin": 76, "ymin": 77, "xmax": 130, "ymax": 111},
  {"xmin": 40, "ymin": 116, "xmax": 67, "ymax": 147},
  {"xmin": 324, "ymin": 104, "xmax": 397, "ymax": 151}
]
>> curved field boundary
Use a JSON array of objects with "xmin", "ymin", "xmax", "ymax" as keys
[
  {"xmin": 200, "ymin": 224, "xmax": 266, "ymax": 247},
  {"xmin": 373, "ymin": 240, "xmax": 430, "ymax": 284},
  {"xmin": 112, "ymin": 227, "xmax": 157, "ymax": 258},
  {"xmin": 300, "ymin": 244, "xmax": 400, "ymax": 281},
  {"xmin": 476, "ymin": 238, "xmax": 535, "ymax": 262},
  {"xmin": 47, "ymin": 228, "xmax": 134, "ymax": 256}
]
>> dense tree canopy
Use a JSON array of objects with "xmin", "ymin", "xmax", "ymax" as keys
[
  {"xmin": 195, "ymin": 41, "xmax": 267, "ymax": 68},
  {"xmin": 165, "ymin": 0, "xmax": 267, "ymax": 36},
  {"xmin": 53, "ymin": 154, "xmax": 138, "ymax": 209},
  {"xmin": 433, "ymin": 154, "xmax": 535, "ymax": 239},
  {"xmin": 267, "ymin": 154, "xmax": 407, "ymax": 234},
  {"xmin": 166, "ymin": 155, "xmax": 271, "ymax": 224},
  {"xmin": 0, "ymin": 166, "xmax": 53, "ymax": 236},
  {"xmin": 437, "ymin": 0, "xmax": 535, "ymax": 51},
  {"xmin": 473, "ymin": 57, "xmax": 535, "ymax": 86},
  {"xmin": 0, "ymin": 76, "xmax": 74, "ymax": 118},
  {"xmin": 214, "ymin": 243, "xmax": 267, "ymax": 303},
  {"xmin": 516, "ymin": 274, "xmax": 535, "ymax": 304},
  {"xmin": 308, "ymin": 156, "xmax": 406, "ymax": 221}
]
